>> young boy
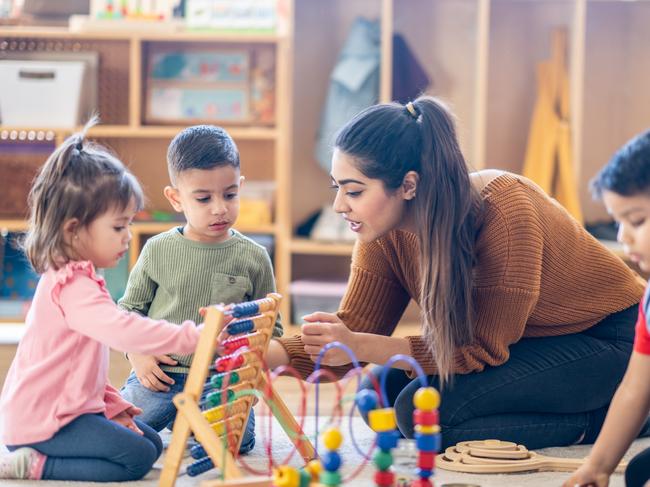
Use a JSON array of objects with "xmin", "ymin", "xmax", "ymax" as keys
[
  {"xmin": 119, "ymin": 125, "xmax": 283, "ymax": 454},
  {"xmin": 563, "ymin": 130, "xmax": 650, "ymax": 487}
]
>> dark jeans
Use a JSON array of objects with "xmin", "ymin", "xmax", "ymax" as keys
[
  {"xmin": 360, "ymin": 305, "xmax": 638, "ymax": 450},
  {"xmin": 8, "ymin": 413, "xmax": 162, "ymax": 482},
  {"xmin": 626, "ymin": 445, "xmax": 650, "ymax": 487},
  {"xmin": 120, "ymin": 371, "xmax": 256, "ymax": 454}
]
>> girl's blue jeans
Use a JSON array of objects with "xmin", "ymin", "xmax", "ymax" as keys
[
  {"xmin": 360, "ymin": 304, "xmax": 642, "ymax": 450},
  {"xmin": 8, "ymin": 413, "xmax": 162, "ymax": 481},
  {"xmin": 120, "ymin": 371, "xmax": 256, "ymax": 454}
]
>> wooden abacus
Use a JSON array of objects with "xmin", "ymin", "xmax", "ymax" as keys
[{"xmin": 159, "ymin": 293, "xmax": 316, "ymax": 487}]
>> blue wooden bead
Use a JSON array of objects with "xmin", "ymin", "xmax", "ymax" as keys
[
  {"xmin": 321, "ymin": 451, "xmax": 341, "ymax": 472},
  {"xmin": 190, "ymin": 444, "xmax": 207, "ymax": 460},
  {"xmin": 417, "ymin": 468, "xmax": 433, "ymax": 479},
  {"xmin": 376, "ymin": 430, "xmax": 399, "ymax": 450},
  {"xmin": 187, "ymin": 457, "xmax": 214, "ymax": 476},
  {"xmin": 415, "ymin": 432, "xmax": 441, "ymax": 452},
  {"xmin": 356, "ymin": 389, "xmax": 379, "ymax": 414}
]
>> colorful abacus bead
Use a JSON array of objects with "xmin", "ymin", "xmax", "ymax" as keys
[
  {"xmin": 226, "ymin": 319, "xmax": 255, "ymax": 335},
  {"xmin": 320, "ymin": 428, "xmax": 343, "ymax": 487},
  {"xmin": 186, "ymin": 456, "xmax": 214, "ymax": 477},
  {"xmin": 412, "ymin": 387, "xmax": 441, "ymax": 487}
]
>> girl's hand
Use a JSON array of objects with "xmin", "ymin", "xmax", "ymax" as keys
[
  {"xmin": 301, "ymin": 312, "xmax": 358, "ymax": 366},
  {"xmin": 199, "ymin": 304, "xmax": 234, "ymax": 349},
  {"xmin": 129, "ymin": 353, "xmax": 178, "ymax": 392},
  {"xmin": 562, "ymin": 463, "xmax": 610, "ymax": 487},
  {"xmin": 112, "ymin": 408, "xmax": 143, "ymax": 435}
]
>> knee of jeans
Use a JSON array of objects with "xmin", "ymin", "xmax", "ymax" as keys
[
  {"xmin": 394, "ymin": 391, "xmax": 415, "ymax": 439},
  {"xmin": 125, "ymin": 441, "xmax": 158, "ymax": 481},
  {"xmin": 148, "ymin": 431, "xmax": 163, "ymax": 459}
]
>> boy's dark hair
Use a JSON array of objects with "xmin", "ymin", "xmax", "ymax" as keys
[
  {"xmin": 591, "ymin": 129, "xmax": 650, "ymax": 199},
  {"xmin": 167, "ymin": 125, "xmax": 240, "ymax": 183}
]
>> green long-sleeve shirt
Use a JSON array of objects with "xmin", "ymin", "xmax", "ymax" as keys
[{"xmin": 119, "ymin": 227, "xmax": 283, "ymax": 373}]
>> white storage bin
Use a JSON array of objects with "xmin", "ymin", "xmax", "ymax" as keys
[
  {"xmin": 0, "ymin": 60, "xmax": 89, "ymax": 127},
  {"xmin": 290, "ymin": 280, "xmax": 347, "ymax": 324}
]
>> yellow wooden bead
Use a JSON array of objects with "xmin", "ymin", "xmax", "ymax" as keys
[
  {"xmin": 368, "ymin": 407, "xmax": 397, "ymax": 432},
  {"xmin": 414, "ymin": 424, "xmax": 441, "ymax": 434},
  {"xmin": 323, "ymin": 427, "xmax": 343, "ymax": 450},
  {"xmin": 273, "ymin": 465, "xmax": 300, "ymax": 487},
  {"xmin": 413, "ymin": 387, "xmax": 440, "ymax": 412},
  {"xmin": 305, "ymin": 459, "xmax": 322, "ymax": 479}
]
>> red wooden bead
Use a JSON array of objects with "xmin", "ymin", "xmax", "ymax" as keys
[
  {"xmin": 373, "ymin": 470, "xmax": 395, "ymax": 485},
  {"xmin": 413, "ymin": 409, "xmax": 439, "ymax": 426},
  {"xmin": 411, "ymin": 479, "xmax": 433, "ymax": 487},
  {"xmin": 417, "ymin": 451, "xmax": 435, "ymax": 469}
]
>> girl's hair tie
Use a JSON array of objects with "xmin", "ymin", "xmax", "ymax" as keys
[{"xmin": 405, "ymin": 101, "xmax": 419, "ymax": 119}]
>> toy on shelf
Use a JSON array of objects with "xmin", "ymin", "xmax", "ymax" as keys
[
  {"xmin": 91, "ymin": 0, "xmax": 175, "ymax": 21},
  {"xmin": 159, "ymin": 293, "xmax": 315, "ymax": 487}
]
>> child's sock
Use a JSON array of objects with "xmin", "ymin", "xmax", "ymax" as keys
[{"xmin": 0, "ymin": 447, "xmax": 46, "ymax": 479}]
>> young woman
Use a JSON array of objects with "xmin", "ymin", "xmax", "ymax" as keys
[{"xmin": 267, "ymin": 96, "xmax": 645, "ymax": 450}]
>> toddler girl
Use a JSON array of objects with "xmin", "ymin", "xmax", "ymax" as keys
[{"xmin": 0, "ymin": 120, "xmax": 203, "ymax": 482}]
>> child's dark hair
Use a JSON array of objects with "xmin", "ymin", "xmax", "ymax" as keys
[
  {"xmin": 23, "ymin": 117, "xmax": 144, "ymax": 273},
  {"xmin": 335, "ymin": 95, "xmax": 480, "ymax": 386},
  {"xmin": 167, "ymin": 125, "xmax": 240, "ymax": 184},
  {"xmin": 591, "ymin": 129, "xmax": 650, "ymax": 198}
]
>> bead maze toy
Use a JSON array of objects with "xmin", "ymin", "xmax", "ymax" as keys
[
  {"xmin": 437, "ymin": 439, "xmax": 627, "ymax": 474},
  {"xmin": 159, "ymin": 311, "xmax": 445, "ymax": 487},
  {"xmin": 159, "ymin": 293, "xmax": 316, "ymax": 487}
]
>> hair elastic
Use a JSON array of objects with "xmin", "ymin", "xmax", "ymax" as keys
[{"xmin": 405, "ymin": 101, "xmax": 419, "ymax": 119}]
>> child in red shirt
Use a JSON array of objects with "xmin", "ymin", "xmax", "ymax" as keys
[{"xmin": 564, "ymin": 131, "xmax": 650, "ymax": 487}]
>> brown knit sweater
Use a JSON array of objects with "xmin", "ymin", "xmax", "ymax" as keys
[{"xmin": 279, "ymin": 173, "xmax": 645, "ymax": 379}]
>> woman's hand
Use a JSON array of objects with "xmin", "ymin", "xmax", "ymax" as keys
[
  {"xmin": 129, "ymin": 353, "xmax": 178, "ymax": 392},
  {"xmin": 562, "ymin": 462, "xmax": 610, "ymax": 487},
  {"xmin": 112, "ymin": 406, "xmax": 143, "ymax": 435},
  {"xmin": 301, "ymin": 312, "xmax": 358, "ymax": 366}
]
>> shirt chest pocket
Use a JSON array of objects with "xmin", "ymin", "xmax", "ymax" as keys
[{"xmin": 209, "ymin": 273, "xmax": 252, "ymax": 306}]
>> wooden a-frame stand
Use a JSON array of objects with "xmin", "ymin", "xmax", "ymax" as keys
[{"xmin": 159, "ymin": 294, "xmax": 315, "ymax": 487}]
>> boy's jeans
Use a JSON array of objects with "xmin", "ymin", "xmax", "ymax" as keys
[{"xmin": 121, "ymin": 371, "xmax": 256, "ymax": 454}]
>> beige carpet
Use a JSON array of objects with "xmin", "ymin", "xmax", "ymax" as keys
[{"xmin": 1, "ymin": 413, "xmax": 649, "ymax": 486}]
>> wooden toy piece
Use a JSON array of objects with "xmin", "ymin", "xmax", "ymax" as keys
[
  {"xmin": 159, "ymin": 294, "xmax": 316, "ymax": 487},
  {"xmin": 437, "ymin": 439, "xmax": 628, "ymax": 474}
]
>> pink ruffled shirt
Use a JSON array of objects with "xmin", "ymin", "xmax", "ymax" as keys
[{"xmin": 0, "ymin": 261, "xmax": 202, "ymax": 445}]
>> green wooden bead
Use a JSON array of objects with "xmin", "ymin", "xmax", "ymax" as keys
[
  {"xmin": 373, "ymin": 450, "xmax": 393, "ymax": 470},
  {"xmin": 320, "ymin": 470, "xmax": 342, "ymax": 486},
  {"xmin": 299, "ymin": 469, "xmax": 312, "ymax": 487}
]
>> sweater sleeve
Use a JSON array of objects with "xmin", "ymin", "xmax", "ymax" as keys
[
  {"xmin": 118, "ymin": 241, "xmax": 157, "ymax": 316},
  {"xmin": 55, "ymin": 265, "xmax": 201, "ymax": 355},
  {"xmin": 103, "ymin": 383, "xmax": 133, "ymax": 419},
  {"xmin": 407, "ymin": 196, "xmax": 543, "ymax": 374},
  {"xmin": 278, "ymin": 240, "xmax": 411, "ymax": 379}
]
